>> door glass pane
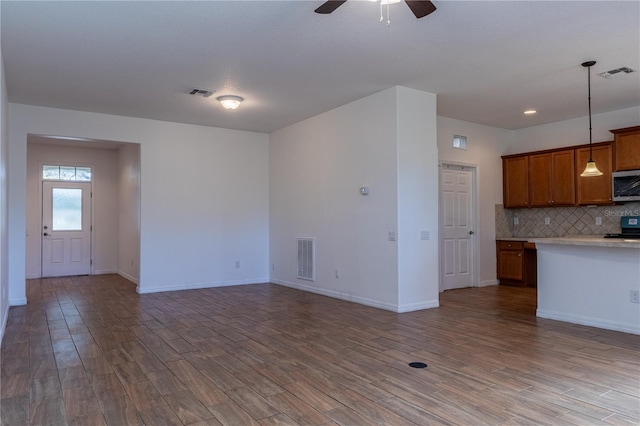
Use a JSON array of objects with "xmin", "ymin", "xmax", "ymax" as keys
[
  {"xmin": 43, "ymin": 165, "xmax": 60, "ymax": 180},
  {"xmin": 59, "ymin": 166, "xmax": 76, "ymax": 180},
  {"xmin": 52, "ymin": 188, "xmax": 82, "ymax": 231}
]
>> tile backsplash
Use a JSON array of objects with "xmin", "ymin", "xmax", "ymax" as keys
[{"xmin": 495, "ymin": 202, "xmax": 640, "ymax": 238}]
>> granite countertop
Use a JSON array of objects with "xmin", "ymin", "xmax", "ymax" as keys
[{"xmin": 529, "ymin": 235, "xmax": 640, "ymax": 249}]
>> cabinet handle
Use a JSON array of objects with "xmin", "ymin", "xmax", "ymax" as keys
[{"xmin": 518, "ymin": 253, "xmax": 522, "ymax": 257}]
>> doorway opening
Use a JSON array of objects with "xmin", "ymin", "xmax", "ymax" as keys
[{"xmin": 26, "ymin": 135, "xmax": 141, "ymax": 283}]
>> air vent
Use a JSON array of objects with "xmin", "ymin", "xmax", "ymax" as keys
[
  {"xmin": 297, "ymin": 238, "xmax": 315, "ymax": 281},
  {"xmin": 598, "ymin": 67, "xmax": 636, "ymax": 79},
  {"xmin": 188, "ymin": 88, "xmax": 215, "ymax": 97}
]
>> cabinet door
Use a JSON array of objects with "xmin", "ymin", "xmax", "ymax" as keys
[
  {"xmin": 576, "ymin": 144, "xmax": 613, "ymax": 205},
  {"xmin": 498, "ymin": 250, "xmax": 523, "ymax": 281},
  {"xmin": 551, "ymin": 150, "xmax": 576, "ymax": 206},
  {"xmin": 528, "ymin": 153, "xmax": 552, "ymax": 207},
  {"xmin": 503, "ymin": 156, "xmax": 528, "ymax": 208},
  {"xmin": 614, "ymin": 130, "xmax": 640, "ymax": 171}
]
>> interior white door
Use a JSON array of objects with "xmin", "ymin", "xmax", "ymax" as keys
[
  {"xmin": 440, "ymin": 164, "xmax": 475, "ymax": 290},
  {"xmin": 42, "ymin": 181, "xmax": 92, "ymax": 277}
]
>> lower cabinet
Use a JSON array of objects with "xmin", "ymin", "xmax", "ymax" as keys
[{"xmin": 496, "ymin": 240, "xmax": 537, "ymax": 287}]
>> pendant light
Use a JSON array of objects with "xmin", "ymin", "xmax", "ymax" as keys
[{"xmin": 580, "ymin": 60, "xmax": 603, "ymax": 177}]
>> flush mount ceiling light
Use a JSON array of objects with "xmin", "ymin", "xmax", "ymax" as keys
[
  {"xmin": 524, "ymin": 110, "xmax": 537, "ymax": 115},
  {"xmin": 217, "ymin": 95, "xmax": 244, "ymax": 110},
  {"xmin": 580, "ymin": 60, "xmax": 603, "ymax": 177}
]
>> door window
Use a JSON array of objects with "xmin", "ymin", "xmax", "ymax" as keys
[{"xmin": 52, "ymin": 188, "xmax": 83, "ymax": 231}]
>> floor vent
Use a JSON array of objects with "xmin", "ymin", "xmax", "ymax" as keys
[{"xmin": 297, "ymin": 238, "xmax": 315, "ymax": 281}]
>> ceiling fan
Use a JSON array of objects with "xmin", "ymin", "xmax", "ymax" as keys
[{"xmin": 315, "ymin": 0, "xmax": 436, "ymax": 19}]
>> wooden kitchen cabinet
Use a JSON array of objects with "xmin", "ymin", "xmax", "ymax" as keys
[
  {"xmin": 503, "ymin": 156, "xmax": 529, "ymax": 208},
  {"xmin": 528, "ymin": 149, "xmax": 575, "ymax": 206},
  {"xmin": 575, "ymin": 142, "xmax": 613, "ymax": 205},
  {"xmin": 611, "ymin": 126, "xmax": 640, "ymax": 171},
  {"xmin": 496, "ymin": 240, "xmax": 537, "ymax": 287}
]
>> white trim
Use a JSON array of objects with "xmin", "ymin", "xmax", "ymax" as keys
[
  {"xmin": 26, "ymin": 273, "xmax": 40, "ymax": 279},
  {"xmin": 94, "ymin": 268, "xmax": 118, "ymax": 275},
  {"xmin": 9, "ymin": 298, "xmax": 27, "ymax": 306},
  {"xmin": 0, "ymin": 303, "xmax": 9, "ymax": 347},
  {"xmin": 273, "ymin": 279, "xmax": 438, "ymax": 313},
  {"xmin": 137, "ymin": 278, "xmax": 270, "ymax": 294},
  {"xmin": 537, "ymin": 309, "xmax": 640, "ymax": 335},
  {"xmin": 118, "ymin": 270, "xmax": 138, "ymax": 285},
  {"xmin": 478, "ymin": 279, "xmax": 499, "ymax": 287}
]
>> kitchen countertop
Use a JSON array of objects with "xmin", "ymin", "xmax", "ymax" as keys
[{"xmin": 498, "ymin": 235, "xmax": 640, "ymax": 249}]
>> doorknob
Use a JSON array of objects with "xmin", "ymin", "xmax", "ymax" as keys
[
  {"xmin": 43, "ymin": 233, "xmax": 50, "ymax": 236},
  {"xmin": 468, "ymin": 231, "xmax": 474, "ymax": 235}
]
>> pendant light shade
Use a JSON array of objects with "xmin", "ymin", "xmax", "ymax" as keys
[{"xmin": 580, "ymin": 60, "xmax": 603, "ymax": 177}]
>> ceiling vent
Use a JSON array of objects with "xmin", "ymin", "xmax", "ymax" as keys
[
  {"xmin": 597, "ymin": 67, "xmax": 636, "ymax": 79},
  {"xmin": 188, "ymin": 88, "xmax": 215, "ymax": 97}
]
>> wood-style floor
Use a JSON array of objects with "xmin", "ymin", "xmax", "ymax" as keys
[{"xmin": 1, "ymin": 275, "xmax": 639, "ymax": 425}]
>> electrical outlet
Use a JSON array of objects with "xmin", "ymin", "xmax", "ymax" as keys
[
  {"xmin": 595, "ymin": 217, "xmax": 602, "ymax": 226},
  {"xmin": 388, "ymin": 230, "xmax": 397, "ymax": 241},
  {"xmin": 513, "ymin": 217, "xmax": 519, "ymax": 225},
  {"xmin": 235, "ymin": 260, "xmax": 240, "ymax": 268},
  {"xmin": 631, "ymin": 290, "xmax": 640, "ymax": 304},
  {"xmin": 544, "ymin": 217, "xmax": 550, "ymax": 226}
]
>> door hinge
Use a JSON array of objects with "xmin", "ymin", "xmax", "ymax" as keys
[{"xmin": 90, "ymin": 259, "xmax": 93, "ymax": 266}]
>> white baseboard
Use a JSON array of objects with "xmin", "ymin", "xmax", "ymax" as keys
[
  {"xmin": 537, "ymin": 309, "xmax": 640, "ymax": 335},
  {"xmin": 272, "ymin": 279, "xmax": 438, "ymax": 313},
  {"xmin": 478, "ymin": 279, "xmax": 499, "ymax": 287},
  {"xmin": 94, "ymin": 269, "xmax": 118, "ymax": 275},
  {"xmin": 137, "ymin": 277, "xmax": 270, "ymax": 294},
  {"xmin": 118, "ymin": 270, "xmax": 139, "ymax": 285},
  {"xmin": 0, "ymin": 303, "xmax": 9, "ymax": 348},
  {"xmin": 9, "ymin": 298, "xmax": 27, "ymax": 306}
]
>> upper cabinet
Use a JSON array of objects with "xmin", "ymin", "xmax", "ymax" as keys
[
  {"xmin": 503, "ymin": 156, "xmax": 529, "ymax": 208},
  {"xmin": 611, "ymin": 126, "xmax": 640, "ymax": 171},
  {"xmin": 528, "ymin": 149, "xmax": 575, "ymax": 207},
  {"xmin": 575, "ymin": 143, "xmax": 613, "ymax": 205},
  {"xmin": 503, "ymin": 142, "xmax": 614, "ymax": 208}
]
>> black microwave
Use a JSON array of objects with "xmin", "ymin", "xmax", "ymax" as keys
[{"xmin": 612, "ymin": 170, "xmax": 640, "ymax": 202}]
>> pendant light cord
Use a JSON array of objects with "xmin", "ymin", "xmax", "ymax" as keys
[{"xmin": 587, "ymin": 63, "xmax": 593, "ymax": 162}]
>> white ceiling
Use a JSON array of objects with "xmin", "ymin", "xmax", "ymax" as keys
[{"xmin": 2, "ymin": 1, "xmax": 639, "ymax": 134}]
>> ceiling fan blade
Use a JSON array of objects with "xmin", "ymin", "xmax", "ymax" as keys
[
  {"xmin": 405, "ymin": 0, "xmax": 436, "ymax": 18},
  {"xmin": 315, "ymin": 1, "xmax": 347, "ymax": 14}
]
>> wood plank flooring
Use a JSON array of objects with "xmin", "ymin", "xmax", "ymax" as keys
[{"xmin": 1, "ymin": 275, "xmax": 639, "ymax": 425}]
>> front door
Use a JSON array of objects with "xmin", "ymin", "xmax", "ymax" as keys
[
  {"xmin": 42, "ymin": 181, "xmax": 92, "ymax": 277},
  {"xmin": 440, "ymin": 164, "xmax": 475, "ymax": 290}
]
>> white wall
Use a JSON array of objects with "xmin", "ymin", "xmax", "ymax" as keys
[
  {"xmin": 270, "ymin": 87, "xmax": 440, "ymax": 312},
  {"xmin": 0, "ymin": 46, "xmax": 10, "ymax": 344},
  {"xmin": 507, "ymin": 106, "xmax": 640, "ymax": 154},
  {"xmin": 26, "ymin": 143, "xmax": 119, "ymax": 278},
  {"xmin": 118, "ymin": 143, "xmax": 140, "ymax": 283},
  {"xmin": 437, "ymin": 117, "xmax": 511, "ymax": 286},
  {"xmin": 397, "ymin": 87, "xmax": 439, "ymax": 310},
  {"xmin": 536, "ymin": 244, "xmax": 640, "ymax": 335},
  {"xmin": 8, "ymin": 104, "xmax": 269, "ymax": 300}
]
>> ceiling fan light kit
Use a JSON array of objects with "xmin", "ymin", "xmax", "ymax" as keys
[{"xmin": 315, "ymin": 0, "xmax": 437, "ymax": 22}]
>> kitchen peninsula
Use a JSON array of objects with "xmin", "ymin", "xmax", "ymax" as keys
[{"xmin": 531, "ymin": 236, "xmax": 640, "ymax": 335}]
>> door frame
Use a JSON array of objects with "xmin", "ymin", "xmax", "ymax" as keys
[
  {"xmin": 438, "ymin": 161, "xmax": 480, "ymax": 292},
  {"xmin": 39, "ymin": 163, "xmax": 95, "ymax": 278}
]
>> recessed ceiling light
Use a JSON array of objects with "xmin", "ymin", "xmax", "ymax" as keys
[{"xmin": 524, "ymin": 110, "xmax": 537, "ymax": 115}]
